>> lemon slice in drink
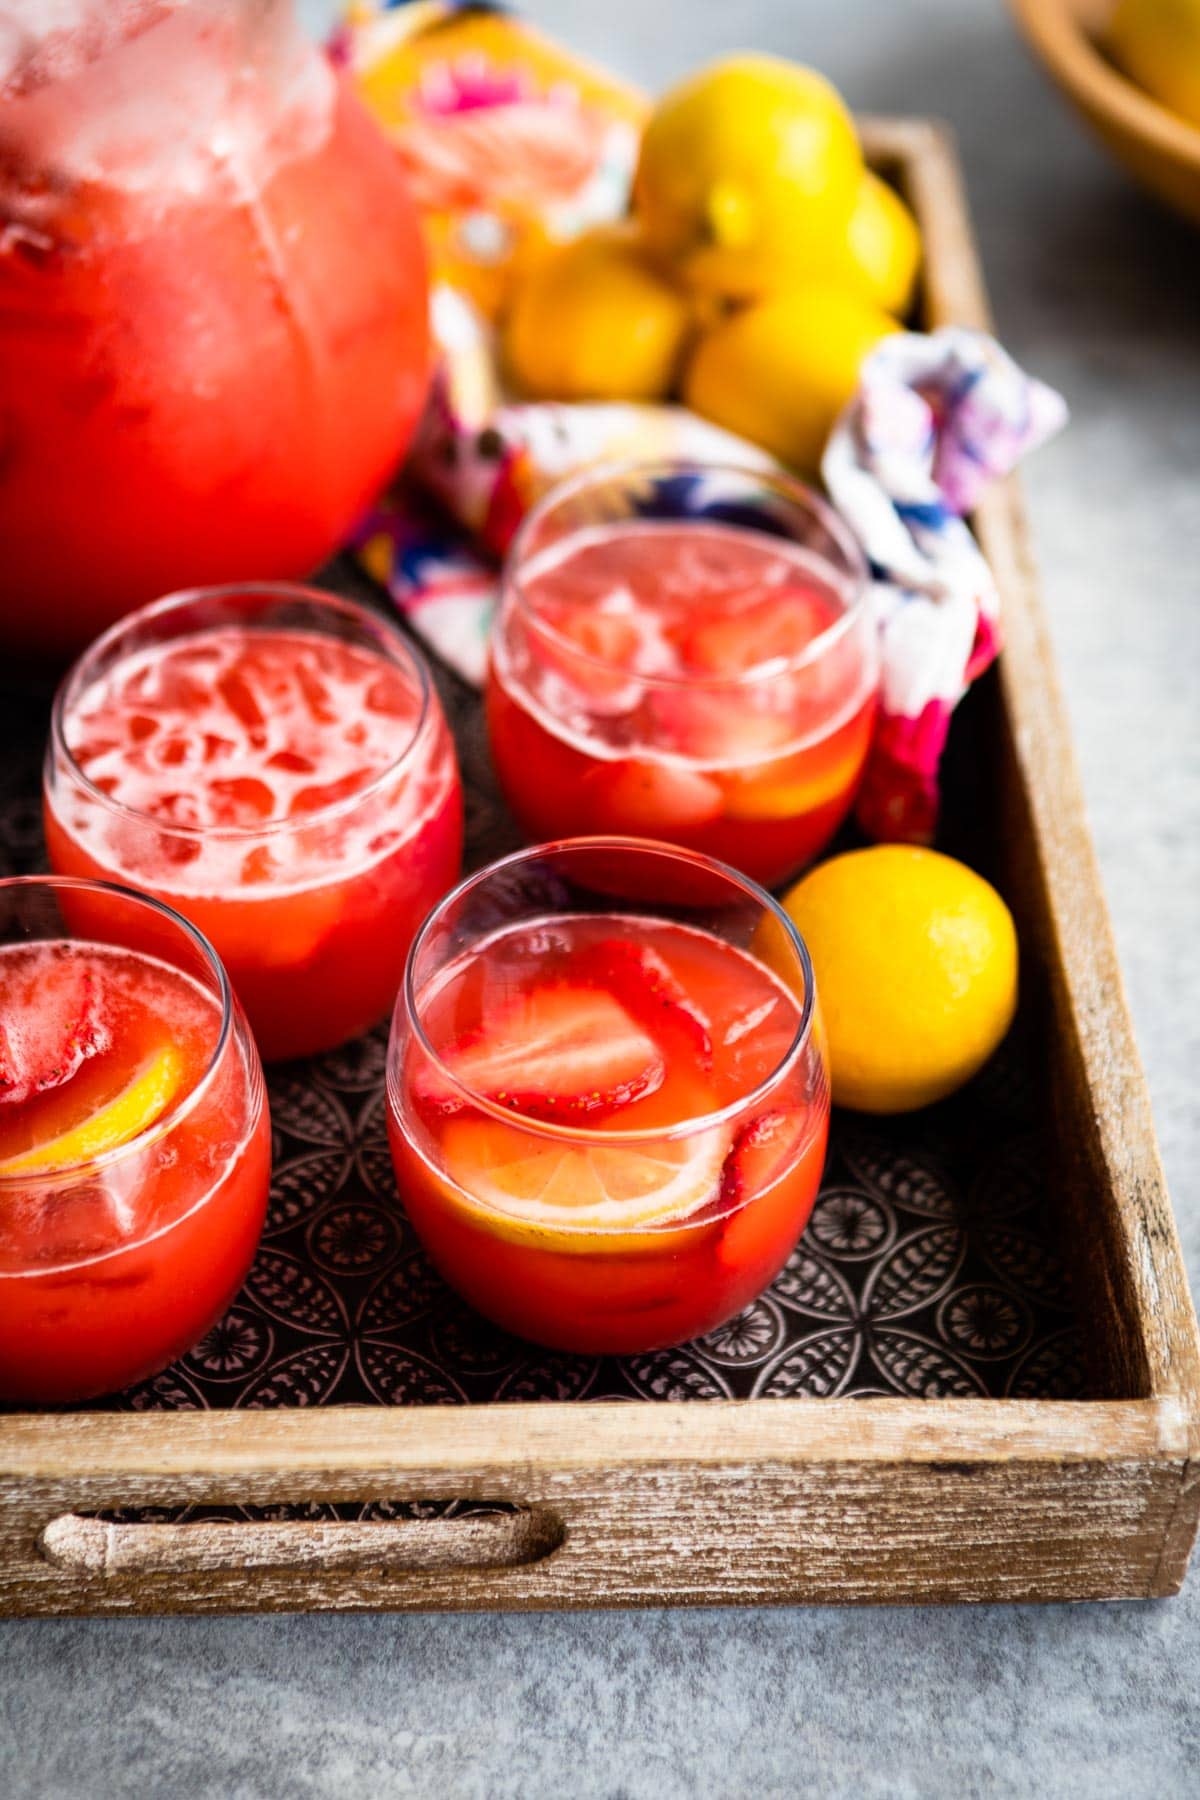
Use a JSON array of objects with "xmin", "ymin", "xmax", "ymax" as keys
[
  {"xmin": 719, "ymin": 738, "xmax": 867, "ymax": 822},
  {"xmin": 0, "ymin": 1045, "xmax": 184, "ymax": 1176},
  {"xmin": 441, "ymin": 1115, "xmax": 730, "ymax": 1249}
]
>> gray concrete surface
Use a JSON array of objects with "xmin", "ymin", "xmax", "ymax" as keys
[{"xmin": 2, "ymin": 1, "xmax": 1199, "ymax": 1794}]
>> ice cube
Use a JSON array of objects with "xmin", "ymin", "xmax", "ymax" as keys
[{"xmin": 209, "ymin": 776, "xmax": 276, "ymax": 825}]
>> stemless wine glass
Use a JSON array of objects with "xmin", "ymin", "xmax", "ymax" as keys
[
  {"xmin": 487, "ymin": 460, "xmax": 878, "ymax": 889},
  {"xmin": 45, "ymin": 584, "xmax": 465, "ymax": 1061},
  {"xmin": 0, "ymin": 876, "xmax": 270, "ymax": 1404},
  {"xmin": 386, "ymin": 837, "xmax": 830, "ymax": 1354}
]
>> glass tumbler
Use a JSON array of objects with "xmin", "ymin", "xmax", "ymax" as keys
[
  {"xmin": 386, "ymin": 837, "xmax": 830, "ymax": 1354},
  {"xmin": 0, "ymin": 876, "xmax": 270, "ymax": 1403},
  {"xmin": 45, "ymin": 583, "xmax": 465, "ymax": 1061},
  {"xmin": 487, "ymin": 459, "xmax": 878, "ymax": 889}
]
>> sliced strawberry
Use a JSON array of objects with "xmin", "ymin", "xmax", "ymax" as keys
[
  {"xmin": 719, "ymin": 1107, "xmax": 811, "ymax": 1208},
  {"xmin": 576, "ymin": 937, "xmax": 713, "ymax": 1071},
  {"xmin": 419, "ymin": 984, "xmax": 665, "ymax": 1123},
  {"xmin": 578, "ymin": 756, "xmax": 725, "ymax": 831},
  {"xmin": 288, "ymin": 768, "xmax": 377, "ymax": 816},
  {"xmin": 717, "ymin": 1110, "xmax": 829, "ymax": 1272},
  {"xmin": 532, "ymin": 603, "xmax": 645, "ymax": 714},
  {"xmin": 681, "ymin": 589, "xmax": 835, "ymax": 677},
  {"xmin": 0, "ymin": 955, "xmax": 110, "ymax": 1108},
  {"xmin": 545, "ymin": 605, "xmax": 642, "ymax": 671}
]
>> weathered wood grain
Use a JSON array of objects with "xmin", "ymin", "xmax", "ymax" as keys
[
  {"xmin": 1, "ymin": 1396, "xmax": 1194, "ymax": 1612},
  {"xmin": 38, "ymin": 1508, "xmax": 566, "ymax": 1579},
  {"xmin": 0, "ymin": 1400, "xmax": 1191, "ymax": 1612},
  {"xmin": 2, "ymin": 118, "xmax": 1197, "ymax": 1616}
]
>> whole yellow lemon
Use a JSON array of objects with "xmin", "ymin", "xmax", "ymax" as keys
[
  {"xmin": 780, "ymin": 846, "xmax": 1019, "ymax": 1114},
  {"xmin": 842, "ymin": 170, "xmax": 921, "ymax": 315},
  {"xmin": 502, "ymin": 224, "xmax": 692, "ymax": 402},
  {"xmin": 634, "ymin": 54, "xmax": 862, "ymax": 299},
  {"xmin": 681, "ymin": 167, "xmax": 921, "ymax": 316},
  {"xmin": 1108, "ymin": 0, "xmax": 1200, "ymax": 128},
  {"xmin": 683, "ymin": 284, "xmax": 897, "ymax": 473}
]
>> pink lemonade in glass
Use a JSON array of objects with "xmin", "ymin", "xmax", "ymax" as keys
[
  {"xmin": 387, "ymin": 840, "xmax": 829, "ymax": 1354},
  {"xmin": 488, "ymin": 463, "xmax": 878, "ymax": 890},
  {"xmin": 0, "ymin": 878, "xmax": 269, "ymax": 1405},
  {"xmin": 45, "ymin": 586, "xmax": 464, "ymax": 1062},
  {"xmin": 0, "ymin": 0, "xmax": 430, "ymax": 659}
]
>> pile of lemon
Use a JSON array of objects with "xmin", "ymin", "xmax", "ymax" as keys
[{"xmin": 503, "ymin": 54, "xmax": 920, "ymax": 473}]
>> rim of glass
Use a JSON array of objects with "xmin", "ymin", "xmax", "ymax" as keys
[
  {"xmin": 396, "ymin": 835, "xmax": 818, "ymax": 1147},
  {"xmin": 0, "ymin": 875, "xmax": 235, "ymax": 1188},
  {"xmin": 50, "ymin": 582, "xmax": 434, "ymax": 842},
  {"xmin": 503, "ymin": 457, "xmax": 871, "ymax": 691}
]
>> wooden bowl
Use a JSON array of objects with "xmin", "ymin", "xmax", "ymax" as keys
[{"xmin": 1009, "ymin": 0, "xmax": 1200, "ymax": 224}]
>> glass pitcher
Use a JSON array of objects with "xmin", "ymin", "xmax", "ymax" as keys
[{"xmin": 0, "ymin": 0, "xmax": 430, "ymax": 658}]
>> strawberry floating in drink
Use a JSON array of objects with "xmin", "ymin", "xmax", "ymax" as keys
[
  {"xmin": 488, "ymin": 463, "xmax": 879, "ymax": 888},
  {"xmin": 575, "ymin": 936, "xmax": 715, "ymax": 1069},
  {"xmin": 0, "ymin": 954, "xmax": 109, "ymax": 1108},
  {"xmin": 387, "ymin": 840, "xmax": 829, "ymax": 1354},
  {"xmin": 417, "ymin": 983, "xmax": 668, "ymax": 1122}
]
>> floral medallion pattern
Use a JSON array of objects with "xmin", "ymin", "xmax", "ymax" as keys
[{"xmin": 2, "ymin": 623, "xmax": 1085, "ymax": 1424}]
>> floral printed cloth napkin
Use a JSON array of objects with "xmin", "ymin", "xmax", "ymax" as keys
[{"xmin": 822, "ymin": 326, "xmax": 1067, "ymax": 841}]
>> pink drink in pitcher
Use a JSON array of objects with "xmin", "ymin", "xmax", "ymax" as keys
[{"xmin": 0, "ymin": 0, "xmax": 430, "ymax": 657}]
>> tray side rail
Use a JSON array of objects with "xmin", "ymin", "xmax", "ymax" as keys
[
  {"xmin": 869, "ymin": 115, "xmax": 1200, "ymax": 1573},
  {"xmin": 0, "ymin": 1398, "xmax": 1193, "ymax": 1614}
]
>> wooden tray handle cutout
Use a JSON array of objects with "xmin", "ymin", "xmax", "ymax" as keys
[{"xmin": 38, "ymin": 1508, "xmax": 566, "ymax": 1579}]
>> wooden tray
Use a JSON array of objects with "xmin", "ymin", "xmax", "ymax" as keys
[{"xmin": 2, "ymin": 120, "xmax": 1198, "ymax": 1615}]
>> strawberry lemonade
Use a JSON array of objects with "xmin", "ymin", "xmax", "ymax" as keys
[
  {"xmin": 0, "ymin": 0, "xmax": 431, "ymax": 657},
  {"xmin": 0, "ymin": 878, "xmax": 269, "ymax": 1405},
  {"xmin": 488, "ymin": 462, "xmax": 878, "ymax": 888},
  {"xmin": 46, "ymin": 587, "xmax": 463, "ymax": 1061},
  {"xmin": 387, "ymin": 840, "xmax": 829, "ymax": 1353}
]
